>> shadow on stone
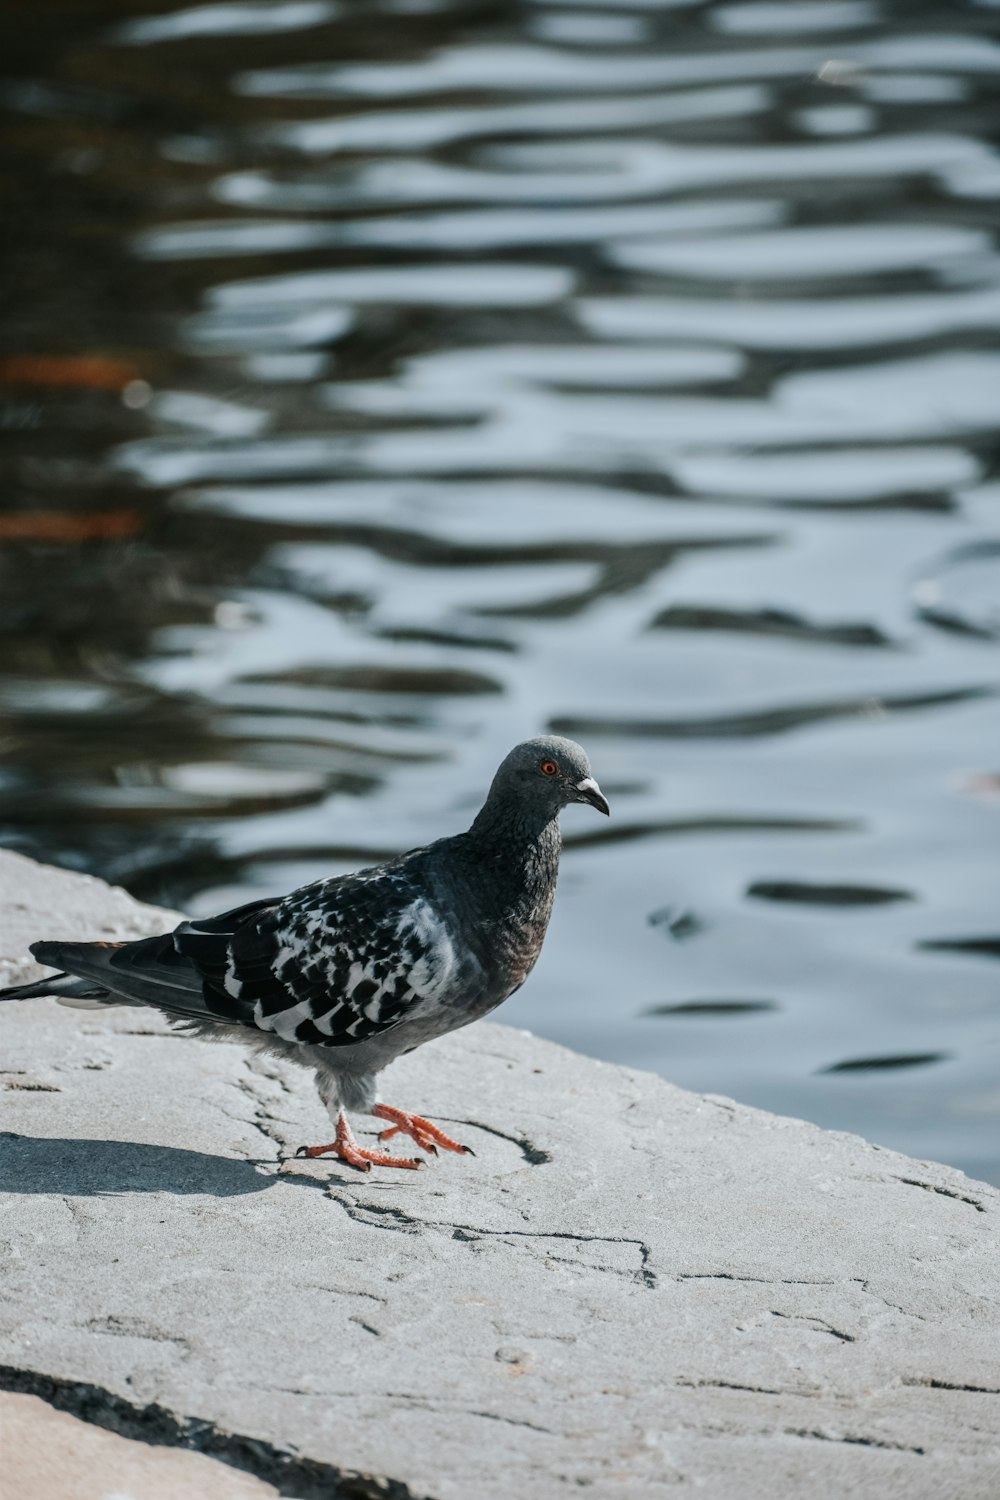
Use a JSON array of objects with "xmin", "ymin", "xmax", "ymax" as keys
[{"xmin": 1, "ymin": 1133, "xmax": 273, "ymax": 1197}]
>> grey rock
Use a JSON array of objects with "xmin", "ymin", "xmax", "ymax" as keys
[
  {"xmin": 2, "ymin": 1390, "xmax": 279, "ymax": 1500},
  {"xmin": 1, "ymin": 850, "xmax": 999, "ymax": 1499},
  {"xmin": 0, "ymin": 848, "xmax": 176, "ymax": 990}
]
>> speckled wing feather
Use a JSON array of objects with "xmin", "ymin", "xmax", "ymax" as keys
[{"xmin": 174, "ymin": 866, "xmax": 462, "ymax": 1048}]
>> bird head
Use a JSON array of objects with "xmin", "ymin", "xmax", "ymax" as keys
[{"xmin": 491, "ymin": 736, "xmax": 610, "ymax": 818}]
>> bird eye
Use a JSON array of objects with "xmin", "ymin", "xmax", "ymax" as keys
[{"xmin": 539, "ymin": 759, "xmax": 559, "ymax": 777}]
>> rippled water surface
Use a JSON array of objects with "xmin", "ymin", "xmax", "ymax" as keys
[{"xmin": 2, "ymin": 0, "xmax": 999, "ymax": 1183}]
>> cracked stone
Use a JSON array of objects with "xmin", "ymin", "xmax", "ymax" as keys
[{"xmin": 2, "ymin": 850, "xmax": 1000, "ymax": 1499}]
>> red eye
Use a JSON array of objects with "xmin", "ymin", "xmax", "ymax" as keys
[{"xmin": 539, "ymin": 759, "xmax": 558, "ymax": 777}]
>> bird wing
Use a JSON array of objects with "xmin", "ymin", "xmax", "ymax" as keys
[{"xmin": 174, "ymin": 865, "xmax": 464, "ymax": 1048}]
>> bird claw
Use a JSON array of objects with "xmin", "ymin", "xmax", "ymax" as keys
[
  {"xmin": 374, "ymin": 1104, "xmax": 473, "ymax": 1158},
  {"xmin": 380, "ymin": 1122, "xmax": 439, "ymax": 1155},
  {"xmin": 291, "ymin": 1108, "xmax": 469, "ymax": 1172},
  {"xmin": 292, "ymin": 1110, "xmax": 424, "ymax": 1171}
]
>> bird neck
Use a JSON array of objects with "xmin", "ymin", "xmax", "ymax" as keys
[
  {"xmin": 468, "ymin": 793, "xmax": 560, "ymax": 849},
  {"xmin": 464, "ymin": 797, "xmax": 562, "ymax": 897}
]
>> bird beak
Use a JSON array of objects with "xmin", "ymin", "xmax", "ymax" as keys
[{"xmin": 575, "ymin": 776, "xmax": 610, "ymax": 816}]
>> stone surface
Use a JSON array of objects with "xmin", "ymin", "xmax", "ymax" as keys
[
  {"xmin": 2, "ymin": 1390, "xmax": 279, "ymax": 1500},
  {"xmin": 0, "ymin": 848, "xmax": 176, "ymax": 989},
  {"xmin": 1, "ymin": 850, "xmax": 999, "ymax": 1499}
]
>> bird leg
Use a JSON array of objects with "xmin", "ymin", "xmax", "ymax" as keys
[
  {"xmin": 294, "ymin": 1108, "xmax": 423, "ymax": 1171},
  {"xmin": 373, "ymin": 1103, "xmax": 475, "ymax": 1157}
]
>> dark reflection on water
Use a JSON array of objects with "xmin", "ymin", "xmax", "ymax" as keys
[
  {"xmin": 820, "ymin": 1052, "xmax": 953, "ymax": 1074},
  {"xmin": 1, "ymin": 0, "xmax": 999, "ymax": 1184},
  {"xmin": 643, "ymin": 998, "xmax": 778, "ymax": 1017},
  {"xmin": 746, "ymin": 879, "xmax": 914, "ymax": 905}
]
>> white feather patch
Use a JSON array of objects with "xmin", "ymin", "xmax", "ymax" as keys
[{"xmin": 257, "ymin": 895, "xmax": 458, "ymax": 1043}]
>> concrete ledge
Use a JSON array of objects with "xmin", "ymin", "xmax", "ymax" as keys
[{"xmin": 1, "ymin": 851, "xmax": 999, "ymax": 1498}]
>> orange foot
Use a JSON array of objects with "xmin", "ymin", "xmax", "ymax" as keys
[
  {"xmin": 373, "ymin": 1103, "xmax": 475, "ymax": 1157},
  {"xmin": 294, "ymin": 1108, "xmax": 422, "ymax": 1172}
]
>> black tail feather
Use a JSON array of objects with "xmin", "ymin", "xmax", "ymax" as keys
[
  {"xmin": 25, "ymin": 934, "xmax": 254, "ymax": 1027},
  {"xmin": 5, "ymin": 899, "xmax": 279, "ymax": 1028},
  {"xmin": 0, "ymin": 971, "xmax": 107, "ymax": 1002}
]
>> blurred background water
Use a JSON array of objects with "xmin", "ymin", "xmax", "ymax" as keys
[{"xmin": 1, "ymin": 0, "xmax": 998, "ymax": 1182}]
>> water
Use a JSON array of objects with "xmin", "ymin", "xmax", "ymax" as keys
[{"xmin": 1, "ymin": 0, "xmax": 998, "ymax": 1185}]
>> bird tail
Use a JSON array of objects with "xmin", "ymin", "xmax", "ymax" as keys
[
  {"xmin": 2, "ymin": 937, "xmax": 209, "ymax": 1021},
  {"xmin": 2, "ymin": 900, "xmax": 278, "ymax": 1028},
  {"xmin": 0, "ymin": 965, "xmax": 112, "ymax": 1007}
]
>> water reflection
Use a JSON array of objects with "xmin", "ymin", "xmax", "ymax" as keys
[
  {"xmin": 112, "ymin": 0, "xmax": 339, "ymax": 44},
  {"xmin": 609, "ymin": 221, "xmax": 992, "ymax": 278},
  {"xmin": 1, "ymin": 0, "xmax": 999, "ymax": 1187},
  {"xmin": 579, "ymin": 285, "xmax": 1000, "ymax": 350}
]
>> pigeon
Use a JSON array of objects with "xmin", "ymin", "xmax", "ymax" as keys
[{"xmin": 0, "ymin": 736, "xmax": 609, "ymax": 1171}]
